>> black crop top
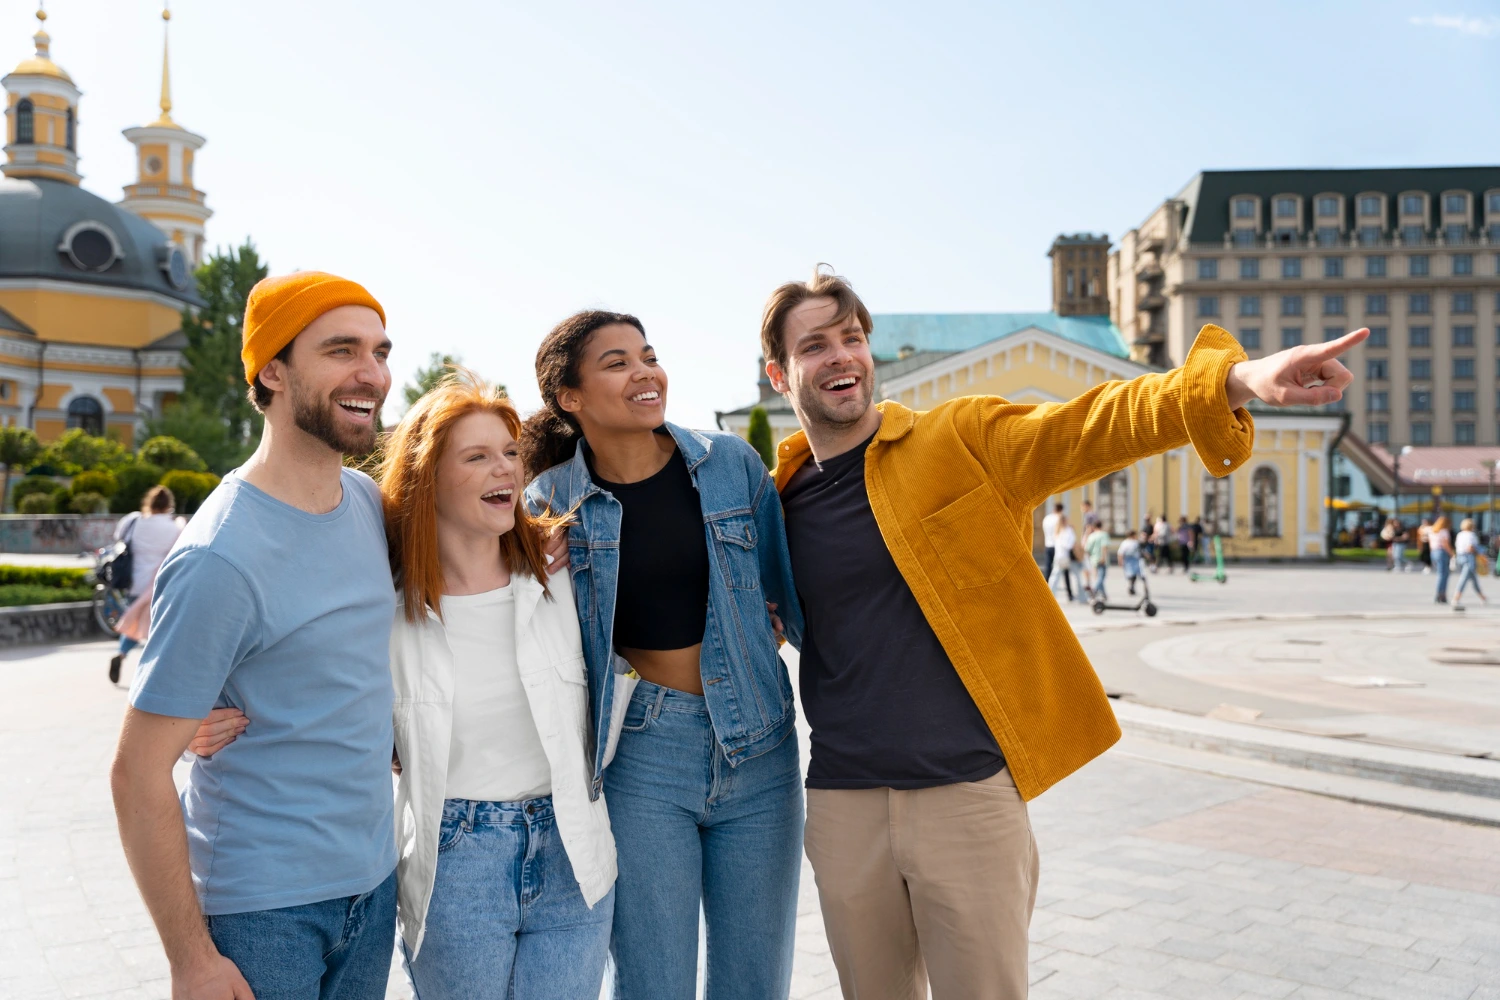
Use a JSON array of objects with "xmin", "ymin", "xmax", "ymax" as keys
[{"xmin": 588, "ymin": 444, "xmax": 709, "ymax": 650}]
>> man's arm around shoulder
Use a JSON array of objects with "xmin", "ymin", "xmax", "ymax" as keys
[{"xmin": 111, "ymin": 708, "xmax": 254, "ymax": 998}]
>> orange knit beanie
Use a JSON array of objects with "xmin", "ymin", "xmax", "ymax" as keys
[{"xmin": 241, "ymin": 271, "xmax": 386, "ymax": 385}]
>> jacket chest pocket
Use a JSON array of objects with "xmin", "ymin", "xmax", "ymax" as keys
[
  {"xmin": 710, "ymin": 516, "xmax": 759, "ymax": 590},
  {"xmin": 532, "ymin": 655, "xmax": 590, "ymax": 749},
  {"xmin": 569, "ymin": 550, "xmax": 595, "ymax": 621},
  {"xmin": 920, "ymin": 484, "xmax": 1018, "ymax": 590}
]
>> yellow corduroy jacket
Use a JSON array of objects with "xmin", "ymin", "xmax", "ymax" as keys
[{"xmin": 773, "ymin": 324, "xmax": 1255, "ymax": 800}]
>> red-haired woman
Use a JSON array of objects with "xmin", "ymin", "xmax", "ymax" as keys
[{"xmin": 379, "ymin": 370, "xmax": 615, "ymax": 997}]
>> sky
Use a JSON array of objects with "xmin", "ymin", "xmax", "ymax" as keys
[{"xmin": 5, "ymin": 0, "xmax": 1499, "ymax": 427}]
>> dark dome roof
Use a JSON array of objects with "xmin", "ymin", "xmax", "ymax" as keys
[{"xmin": 0, "ymin": 176, "xmax": 203, "ymax": 307}]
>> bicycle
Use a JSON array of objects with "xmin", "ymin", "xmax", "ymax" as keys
[{"xmin": 87, "ymin": 545, "xmax": 131, "ymax": 637}]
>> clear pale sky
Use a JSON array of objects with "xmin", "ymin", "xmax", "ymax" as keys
[{"xmin": 7, "ymin": 1, "xmax": 1499, "ymax": 427}]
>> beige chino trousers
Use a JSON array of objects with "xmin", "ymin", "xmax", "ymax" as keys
[{"xmin": 803, "ymin": 768, "xmax": 1040, "ymax": 1000}]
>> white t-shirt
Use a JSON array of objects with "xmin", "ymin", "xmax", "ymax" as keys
[
  {"xmin": 1054, "ymin": 525, "xmax": 1077, "ymax": 558},
  {"xmin": 442, "ymin": 584, "xmax": 552, "ymax": 802},
  {"xmin": 1041, "ymin": 512, "xmax": 1060, "ymax": 548},
  {"xmin": 116, "ymin": 512, "xmax": 185, "ymax": 595},
  {"xmin": 1456, "ymin": 530, "xmax": 1478, "ymax": 555},
  {"xmin": 1118, "ymin": 537, "xmax": 1142, "ymax": 563}
]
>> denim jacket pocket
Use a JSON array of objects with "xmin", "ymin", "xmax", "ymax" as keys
[
  {"xmin": 920, "ymin": 484, "xmax": 1019, "ymax": 589},
  {"xmin": 710, "ymin": 515, "xmax": 759, "ymax": 590}
]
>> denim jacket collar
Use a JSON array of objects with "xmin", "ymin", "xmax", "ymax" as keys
[{"xmin": 562, "ymin": 422, "xmax": 714, "ymax": 498}]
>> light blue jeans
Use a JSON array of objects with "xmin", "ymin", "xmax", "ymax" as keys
[
  {"xmin": 605, "ymin": 679, "xmax": 803, "ymax": 1000},
  {"xmin": 1454, "ymin": 552, "xmax": 1484, "ymax": 602},
  {"xmin": 402, "ymin": 797, "xmax": 612, "ymax": 1000},
  {"xmin": 207, "ymin": 870, "xmax": 395, "ymax": 1000},
  {"xmin": 1434, "ymin": 550, "xmax": 1452, "ymax": 601}
]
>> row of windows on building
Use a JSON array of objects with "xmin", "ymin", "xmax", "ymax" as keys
[
  {"xmin": 1236, "ymin": 324, "xmax": 1499, "ymax": 352},
  {"xmin": 1368, "ymin": 389, "xmax": 1482, "ymax": 412},
  {"xmin": 1092, "ymin": 468, "xmax": 1282, "ymax": 538},
  {"xmin": 1367, "ymin": 356, "xmax": 1496, "ymax": 380},
  {"xmin": 1202, "ymin": 291, "xmax": 1498, "ymax": 319},
  {"xmin": 1367, "ymin": 421, "xmax": 1482, "ymax": 446},
  {"xmin": 1229, "ymin": 225, "xmax": 1500, "ymax": 247},
  {"xmin": 1196, "ymin": 253, "xmax": 1500, "ymax": 281},
  {"xmin": 1233, "ymin": 192, "xmax": 1500, "ymax": 221}
]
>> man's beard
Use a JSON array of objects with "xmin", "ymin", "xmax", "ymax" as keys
[
  {"xmin": 288, "ymin": 379, "xmax": 380, "ymax": 456},
  {"xmin": 793, "ymin": 369, "xmax": 874, "ymax": 432}
]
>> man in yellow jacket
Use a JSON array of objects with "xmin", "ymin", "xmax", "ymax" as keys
[{"xmin": 761, "ymin": 267, "xmax": 1363, "ymax": 1000}]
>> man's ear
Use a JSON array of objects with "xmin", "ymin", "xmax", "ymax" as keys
[
  {"xmin": 765, "ymin": 358, "xmax": 790, "ymax": 394},
  {"xmin": 257, "ymin": 358, "xmax": 289, "ymax": 394}
]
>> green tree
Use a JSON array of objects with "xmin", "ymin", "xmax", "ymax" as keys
[
  {"xmin": 138, "ymin": 435, "xmax": 208, "ymax": 472},
  {"xmin": 18, "ymin": 492, "xmax": 57, "ymax": 514},
  {"xmin": 36, "ymin": 429, "xmax": 129, "ymax": 474},
  {"xmin": 11, "ymin": 475, "xmax": 64, "ymax": 510},
  {"xmin": 141, "ymin": 401, "xmax": 246, "ymax": 474},
  {"xmin": 747, "ymin": 407, "xmax": 775, "ymax": 470},
  {"xmin": 111, "ymin": 462, "xmax": 164, "ymax": 514},
  {"xmin": 179, "ymin": 241, "xmax": 270, "ymax": 456},
  {"xmin": 70, "ymin": 469, "xmax": 118, "ymax": 501},
  {"xmin": 67, "ymin": 491, "xmax": 107, "ymax": 515},
  {"xmin": 160, "ymin": 470, "xmax": 221, "ymax": 516},
  {"xmin": 403, "ymin": 353, "xmax": 464, "ymax": 410},
  {"xmin": 0, "ymin": 426, "xmax": 40, "ymax": 512}
]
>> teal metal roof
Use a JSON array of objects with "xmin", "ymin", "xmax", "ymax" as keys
[{"xmin": 869, "ymin": 312, "xmax": 1130, "ymax": 361}]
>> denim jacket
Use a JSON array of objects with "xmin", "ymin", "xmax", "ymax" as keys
[{"xmin": 525, "ymin": 423, "xmax": 804, "ymax": 799}]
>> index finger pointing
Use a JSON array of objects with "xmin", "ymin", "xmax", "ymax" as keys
[{"xmin": 1311, "ymin": 328, "xmax": 1368, "ymax": 359}]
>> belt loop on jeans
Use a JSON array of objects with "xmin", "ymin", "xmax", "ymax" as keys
[
  {"xmin": 652, "ymin": 684, "xmax": 668, "ymax": 720},
  {"xmin": 465, "ymin": 799, "xmax": 477, "ymax": 831}
]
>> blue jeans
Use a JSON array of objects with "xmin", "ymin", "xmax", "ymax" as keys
[
  {"xmin": 1434, "ymin": 550, "xmax": 1451, "ymax": 600},
  {"xmin": 605, "ymin": 679, "xmax": 803, "ymax": 1000},
  {"xmin": 402, "ymin": 797, "xmax": 612, "ymax": 1000},
  {"xmin": 1091, "ymin": 561, "xmax": 1107, "ymax": 600},
  {"xmin": 207, "ymin": 870, "xmax": 395, "ymax": 1000},
  {"xmin": 1454, "ymin": 553, "xmax": 1484, "ymax": 601}
]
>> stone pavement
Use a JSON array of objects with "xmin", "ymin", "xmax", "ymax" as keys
[{"xmin": 6, "ymin": 565, "xmax": 1500, "ymax": 999}]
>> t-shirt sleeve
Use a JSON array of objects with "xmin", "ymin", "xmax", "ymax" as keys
[{"xmin": 128, "ymin": 546, "xmax": 261, "ymax": 719}]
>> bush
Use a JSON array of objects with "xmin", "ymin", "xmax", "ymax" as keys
[
  {"xmin": 71, "ymin": 469, "xmax": 118, "ymax": 500},
  {"xmin": 11, "ymin": 474, "xmax": 64, "ymax": 509},
  {"xmin": 0, "ymin": 565, "xmax": 90, "ymax": 587},
  {"xmin": 36, "ymin": 428, "xmax": 130, "ymax": 474},
  {"xmin": 160, "ymin": 469, "xmax": 221, "ymax": 515},
  {"xmin": 18, "ymin": 492, "xmax": 57, "ymax": 514},
  {"xmin": 110, "ymin": 462, "xmax": 164, "ymax": 514},
  {"xmin": 0, "ymin": 582, "xmax": 94, "ymax": 606},
  {"xmin": 67, "ymin": 491, "xmax": 107, "ymax": 514},
  {"xmin": 138, "ymin": 435, "xmax": 207, "ymax": 473}
]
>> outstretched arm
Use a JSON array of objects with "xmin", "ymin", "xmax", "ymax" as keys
[{"xmin": 963, "ymin": 324, "xmax": 1365, "ymax": 510}]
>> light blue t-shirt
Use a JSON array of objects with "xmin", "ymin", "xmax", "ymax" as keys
[{"xmin": 129, "ymin": 468, "xmax": 398, "ymax": 915}]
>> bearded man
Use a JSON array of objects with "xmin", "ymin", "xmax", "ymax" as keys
[
  {"xmin": 111, "ymin": 273, "xmax": 400, "ymax": 1000},
  {"xmin": 762, "ymin": 267, "xmax": 1364, "ymax": 1000}
]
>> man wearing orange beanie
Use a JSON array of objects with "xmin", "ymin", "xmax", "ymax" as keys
[{"xmin": 113, "ymin": 272, "xmax": 402, "ymax": 1000}]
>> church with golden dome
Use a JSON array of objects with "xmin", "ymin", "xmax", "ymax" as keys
[{"xmin": 0, "ymin": 5, "xmax": 209, "ymax": 443}]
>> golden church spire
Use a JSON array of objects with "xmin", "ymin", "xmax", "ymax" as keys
[
  {"xmin": 153, "ymin": 5, "xmax": 176, "ymax": 127},
  {"xmin": 2, "ymin": 0, "xmax": 83, "ymax": 184}
]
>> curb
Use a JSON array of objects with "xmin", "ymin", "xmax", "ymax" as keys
[
  {"xmin": 1075, "ymin": 608, "xmax": 1497, "ymax": 635},
  {"xmin": 1111, "ymin": 699, "xmax": 1500, "ymax": 800}
]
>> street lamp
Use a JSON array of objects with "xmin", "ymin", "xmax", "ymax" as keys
[
  {"xmin": 1481, "ymin": 458, "xmax": 1498, "ymax": 541},
  {"xmin": 1394, "ymin": 445, "xmax": 1413, "ymax": 524}
]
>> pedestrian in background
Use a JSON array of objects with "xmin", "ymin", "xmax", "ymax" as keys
[
  {"xmin": 1041, "ymin": 503, "xmax": 1062, "ymax": 588},
  {"xmin": 1189, "ymin": 514, "xmax": 1204, "ymax": 566},
  {"xmin": 1140, "ymin": 514, "xmax": 1155, "ymax": 568},
  {"xmin": 1152, "ymin": 515, "xmax": 1171, "ymax": 573},
  {"xmin": 107, "ymin": 486, "xmax": 183, "ymax": 685},
  {"xmin": 1084, "ymin": 522, "xmax": 1110, "ymax": 602},
  {"xmin": 1417, "ymin": 517, "xmax": 1433, "ymax": 574},
  {"xmin": 1050, "ymin": 513, "xmax": 1077, "ymax": 601},
  {"xmin": 1175, "ymin": 516, "xmax": 1193, "ymax": 573},
  {"xmin": 1452, "ymin": 518, "xmax": 1486, "ymax": 611},
  {"xmin": 1430, "ymin": 516, "xmax": 1453, "ymax": 604},
  {"xmin": 1118, "ymin": 530, "xmax": 1144, "ymax": 596},
  {"xmin": 1081, "ymin": 499, "xmax": 1099, "ymax": 530},
  {"xmin": 1382, "ymin": 517, "xmax": 1409, "ymax": 573}
]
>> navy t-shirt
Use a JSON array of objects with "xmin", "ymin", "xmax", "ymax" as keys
[{"xmin": 781, "ymin": 434, "xmax": 1005, "ymax": 790}]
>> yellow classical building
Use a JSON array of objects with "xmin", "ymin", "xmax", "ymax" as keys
[
  {"xmin": 719, "ymin": 245, "xmax": 1343, "ymax": 560},
  {"xmin": 0, "ymin": 7, "xmax": 208, "ymax": 442}
]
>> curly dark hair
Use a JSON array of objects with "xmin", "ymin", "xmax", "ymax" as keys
[{"xmin": 520, "ymin": 310, "xmax": 645, "ymax": 479}]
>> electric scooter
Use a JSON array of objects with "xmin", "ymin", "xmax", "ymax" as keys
[
  {"xmin": 1190, "ymin": 535, "xmax": 1228, "ymax": 584},
  {"xmin": 1091, "ymin": 570, "xmax": 1156, "ymax": 617}
]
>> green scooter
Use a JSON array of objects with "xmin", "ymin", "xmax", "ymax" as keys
[{"xmin": 1190, "ymin": 534, "xmax": 1228, "ymax": 584}]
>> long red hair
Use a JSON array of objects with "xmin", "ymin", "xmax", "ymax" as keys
[{"xmin": 380, "ymin": 368, "xmax": 566, "ymax": 623}]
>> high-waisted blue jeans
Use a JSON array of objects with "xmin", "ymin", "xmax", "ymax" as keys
[
  {"xmin": 605, "ymin": 679, "xmax": 803, "ymax": 1000},
  {"xmin": 401, "ymin": 797, "xmax": 613, "ymax": 1000}
]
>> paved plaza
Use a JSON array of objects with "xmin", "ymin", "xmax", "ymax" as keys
[{"xmin": 4, "ymin": 564, "xmax": 1499, "ymax": 999}]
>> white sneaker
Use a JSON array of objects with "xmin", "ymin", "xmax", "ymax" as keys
[{"xmin": 1453, "ymin": 603, "xmax": 1466, "ymax": 612}]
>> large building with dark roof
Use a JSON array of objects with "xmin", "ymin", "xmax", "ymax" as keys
[
  {"xmin": 0, "ymin": 7, "xmax": 209, "ymax": 442},
  {"xmin": 1110, "ymin": 167, "xmax": 1500, "ymax": 452}
]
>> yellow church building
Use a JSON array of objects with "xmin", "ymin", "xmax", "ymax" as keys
[
  {"xmin": 718, "ymin": 247, "xmax": 1343, "ymax": 561},
  {"xmin": 0, "ymin": 6, "xmax": 209, "ymax": 443}
]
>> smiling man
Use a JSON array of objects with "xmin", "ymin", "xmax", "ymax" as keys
[
  {"xmin": 762, "ymin": 267, "xmax": 1364, "ymax": 1000},
  {"xmin": 111, "ymin": 272, "xmax": 400, "ymax": 1000}
]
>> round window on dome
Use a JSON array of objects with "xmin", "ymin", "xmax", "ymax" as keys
[
  {"xmin": 145, "ymin": 155, "xmax": 163, "ymax": 175},
  {"xmin": 159, "ymin": 245, "xmax": 189, "ymax": 289},
  {"xmin": 57, "ymin": 221, "xmax": 123, "ymax": 273}
]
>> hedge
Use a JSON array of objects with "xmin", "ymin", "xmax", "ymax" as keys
[
  {"xmin": 0, "ymin": 565, "xmax": 92, "ymax": 588},
  {"xmin": 0, "ymin": 583, "xmax": 93, "ymax": 607}
]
